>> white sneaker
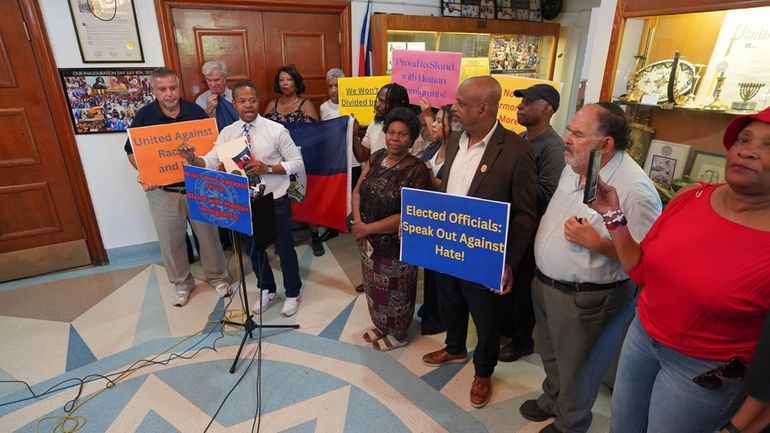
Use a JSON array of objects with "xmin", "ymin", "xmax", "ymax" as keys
[
  {"xmin": 281, "ymin": 296, "xmax": 301, "ymax": 317},
  {"xmin": 173, "ymin": 287, "xmax": 193, "ymax": 307},
  {"xmin": 252, "ymin": 290, "xmax": 278, "ymax": 314},
  {"xmin": 214, "ymin": 281, "xmax": 234, "ymax": 298}
]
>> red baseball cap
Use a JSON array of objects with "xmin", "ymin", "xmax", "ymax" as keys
[{"xmin": 723, "ymin": 106, "xmax": 770, "ymax": 150}]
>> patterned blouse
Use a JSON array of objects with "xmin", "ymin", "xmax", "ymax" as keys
[
  {"xmin": 265, "ymin": 98, "xmax": 316, "ymax": 124},
  {"xmin": 359, "ymin": 149, "xmax": 432, "ymax": 259}
]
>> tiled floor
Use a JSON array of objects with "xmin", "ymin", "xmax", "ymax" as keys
[{"xmin": 0, "ymin": 233, "xmax": 612, "ymax": 432}]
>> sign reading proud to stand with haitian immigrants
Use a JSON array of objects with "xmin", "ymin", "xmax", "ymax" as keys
[
  {"xmin": 183, "ymin": 165, "xmax": 253, "ymax": 236},
  {"xmin": 493, "ymin": 76, "xmax": 562, "ymax": 134},
  {"xmin": 391, "ymin": 50, "xmax": 462, "ymax": 107},
  {"xmin": 400, "ymin": 188, "xmax": 510, "ymax": 291},
  {"xmin": 128, "ymin": 118, "xmax": 217, "ymax": 185},
  {"xmin": 337, "ymin": 76, "xmax": 391, "ymax": 126}
]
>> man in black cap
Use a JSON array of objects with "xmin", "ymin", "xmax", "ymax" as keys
[{"xmin": 499, "ymin": 83, "xmax": 565, "ymax": 362}]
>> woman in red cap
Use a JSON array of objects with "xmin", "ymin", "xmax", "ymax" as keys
[{"xmin": 590, "ymin": 107, "xmax": 770, "ymax": 433}]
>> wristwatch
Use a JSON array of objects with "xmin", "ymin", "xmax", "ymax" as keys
[
  {"xmin": 267, "ymin": 165, "xmax": 273, "ymax": 174},
  {"xmin": 722, "ymin": 421, "xmax": 741, "ymax": 433}
]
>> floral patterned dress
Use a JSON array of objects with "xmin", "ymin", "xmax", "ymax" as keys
[{"xmin": 359, "ymin": 149, "xmax": 431, "ymax": 340}]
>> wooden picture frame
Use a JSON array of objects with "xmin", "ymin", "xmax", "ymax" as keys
[
  {"xmin": 643, "ymin": 139, "xmax": 691, "ymax": 187},
  {"xmin": 59, "ymin": 67, "xmax": 156, "ymax": 134},
  {"xmin": 67, "ymin": 0, "xmax": 144, "ymax": 63},
  {"xmin": 687, "ymin": 150, "xmax": 727, "ymax": 183}
]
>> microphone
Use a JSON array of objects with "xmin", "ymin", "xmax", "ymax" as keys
[{"xmin": 231, "ymin": 169, "xmax": 264, "ymax": 199}]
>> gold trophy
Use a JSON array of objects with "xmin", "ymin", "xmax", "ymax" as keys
[
  {"xmin": 703, "ymin": 62, "xmax": 729, "ymax": 111},
  {"xmin": 731, "ymin": 82, "xmax": 765, "ymax": 111}
]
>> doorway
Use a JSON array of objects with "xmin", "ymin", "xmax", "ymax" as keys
[{"xmin": 156, "ymin": 0, "xmax": 351, "ymax": 112}]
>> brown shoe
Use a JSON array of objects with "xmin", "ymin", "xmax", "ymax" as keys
[
  {"xmin": 470, "ymin": 375, "xmax": 491, "ymax": 408},
  {"xmin": 422, "ymin": 348, "xmax": 468, "ymax": 367}
]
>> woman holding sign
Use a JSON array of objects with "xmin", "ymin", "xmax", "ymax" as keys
[{"xmin": 351, "ymin": 107, "xmax": 432, "ymax": 351}]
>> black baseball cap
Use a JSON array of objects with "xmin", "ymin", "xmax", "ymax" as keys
[{"xmin": 514, "ymin": 84, "xmax": 560, "ymax": 112}]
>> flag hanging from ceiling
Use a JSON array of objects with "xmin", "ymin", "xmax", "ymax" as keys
[{"xmin": 358, "ymin": 0, "xmax": 372, "ymax": 76}]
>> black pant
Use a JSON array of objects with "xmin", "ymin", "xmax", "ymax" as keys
[
  {"xmin": 436, "ymin": 272, "xmax": 504, "ymax": 378},
  {"xmin": 500, "ymin": 247, "xmax": 536, "ymax": 349}
]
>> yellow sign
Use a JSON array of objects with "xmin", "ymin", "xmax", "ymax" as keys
[
  {"xmin": 493, "ymin": 76, "xmax": 562, "ymax": 133},
  {"xmin": 128, "ymin": 118, "xmax": 217, "ymax": 186},
  {"xmin": 460, "ymin": 58, "xmax": 491, "ymax": 82},
  {"xmin": 337, "ymin": 76, "xmax": 391, "ymax": 125}
]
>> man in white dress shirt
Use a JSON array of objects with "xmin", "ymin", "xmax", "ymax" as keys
[
  {"xmin": 520, "ymin": 102, "xmax": 661, "ymax": 433},
  {"xmin": 180, "ymin": 81, "xmax": 305, "ymax": 317}
]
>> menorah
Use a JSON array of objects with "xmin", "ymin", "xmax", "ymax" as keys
[{"xmin": 731, "ymin": 82, "xmax": 765, "ymax": 111}]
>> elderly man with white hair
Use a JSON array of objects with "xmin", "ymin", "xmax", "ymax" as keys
[{"xmin": 196, "ymin": 60, "xmax": 236, "ymax": 131}]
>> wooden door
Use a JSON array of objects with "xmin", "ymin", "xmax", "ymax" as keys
[
  {"xmin": 0, "ymin": 0, "xmax": 91, "ymax": 281},
  {"xmin": 161, "ymin": 0, "xmax": 349, "ymax": 114},
  {"xmin": 262, "ymin": 12, "xmax": 343, "ymax": 110},
  {"xmin": 172, "ymin": 7, "xmax": 269, "ymax": 106}
]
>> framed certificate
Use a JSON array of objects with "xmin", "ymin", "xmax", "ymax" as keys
[{"xmin": 67, "ymin": 0, "xmax": 144, "ymax": 63}]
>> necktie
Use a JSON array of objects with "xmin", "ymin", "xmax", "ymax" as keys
[{"xmin": 242, "ymin": 122, "xmax": 252, "ymax": 144}]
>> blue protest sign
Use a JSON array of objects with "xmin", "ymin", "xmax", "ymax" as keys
[
  {"xmin": 183, "ymin": 165, "xmax": 252, "ymax": 236},
  {"xmin": 400, "ymin": 188, "xmax": 509, "ymax": 290}
]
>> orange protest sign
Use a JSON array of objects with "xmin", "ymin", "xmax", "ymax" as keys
[{"xmin": 128, "ymin": 118, "xmax": 217, "ymax": 186}]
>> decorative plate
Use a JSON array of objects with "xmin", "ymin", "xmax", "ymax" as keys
[{"xmin": 633, "ymin": 59, "xmax": 697, "ymax": 100}]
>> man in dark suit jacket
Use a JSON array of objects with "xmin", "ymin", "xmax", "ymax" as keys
[{"xmin": 421, "ymin": 76, "xmax": 537, "ymax": 408}]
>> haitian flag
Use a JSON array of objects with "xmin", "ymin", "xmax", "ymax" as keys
[{"xmin": 286, "ymin": 116, "xmax": 351, "ymax": 232}]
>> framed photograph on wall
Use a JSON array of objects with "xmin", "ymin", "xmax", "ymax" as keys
[
  {"xmin": 643, "ymin": 139, "xmax": 691, "ymax": 186},
  {"xmin": 687, "ymin": 150, "xmax": 727, "ymax": 183},
  {"xmin": 67, "ymin": 0, "xmax": 144, "ymax": 63},
  {"xmin": 442, "ymin": 0, "xmax": 463, "ymax": 17},
  {"xmin": 59, "ymin": 68, "xmax": 156, "ymax": 134}
]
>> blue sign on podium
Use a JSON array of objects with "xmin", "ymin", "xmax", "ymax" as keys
[
  {"xmin": 183, "ymin": 165, "xmax": 253, "ymax": 236},
  {"xmin": 400, "ymin": 188, "xmax": 510, "ymax": 290}
]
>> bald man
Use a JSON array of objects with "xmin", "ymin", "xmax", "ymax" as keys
[{"xmin": 421, "ymin": 76, "xmax": 537, "ymax": 408}]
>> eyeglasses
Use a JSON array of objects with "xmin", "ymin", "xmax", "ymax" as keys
[{"xmin": 692, "ymin": 357, "xmax": 746, "ymax": 390}]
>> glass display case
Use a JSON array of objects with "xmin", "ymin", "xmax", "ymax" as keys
[
  {"xmin": 609, "ymin": 6, "xmax": 770, "ymax": 113},
  {"xmin": 371, "ymin": 14, "xmax": 559, "ymax": 80}
]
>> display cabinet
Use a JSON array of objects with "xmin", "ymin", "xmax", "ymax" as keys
[
  {"xmin": 600, "ymin": 1, "xmax": 770, "ymax": 196},
  {"xmin": 370, "ymin": 14, "xmax": 559, "ymax": 80}
]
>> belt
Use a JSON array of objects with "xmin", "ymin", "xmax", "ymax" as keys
[
  {"xmin": 160, "ymin": 186, "xmax": 186, "ymax": 194},
  {"xmin": 535, "ymin": 268, "xmax": 628, "ymax": 293}
]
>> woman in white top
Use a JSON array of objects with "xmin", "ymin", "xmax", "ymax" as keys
[{"xmin": 426, "ymin": 104, "xmax": 454, "ymax": 189}]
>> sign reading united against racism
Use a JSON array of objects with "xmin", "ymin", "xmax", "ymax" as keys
[
  {"xmin": 391, "ymin": 49, "xmax": 462, "ymax": 107},
  {"xmin": 128, "ymin": 118, "xmax": 217, "ymax": 185},
  {"xmin": 183, "ymin": 165, "xmax": 253, "ymax": 236},
  {"xmin": 400, "ymin": 188, "xmax": 510, "ymax": 291},
  {"xmin": 337, "ymin": 76, "xmax": 391, "ymax": 126},
  {"xmin": 494, "ymin": 76, "xmax": 562, "ymax": 134}
]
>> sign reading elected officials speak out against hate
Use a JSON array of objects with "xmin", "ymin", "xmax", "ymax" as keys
[
  {"xmin": 128, "ymin": 118, "xmax": 217, "ymax": 185},
  {"xmin": 337, "ymin": 76, "xmax": 391, "ymax": 126},
  {"xmin": 400, "ymin": 188, "xmax": 510, "ymax": 291},
  {"xmin": 391, "ymin": 49, "xmax": 462, "ymax": 107}
]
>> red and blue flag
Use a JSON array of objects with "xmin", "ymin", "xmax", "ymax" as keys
[{"xmin": 285, "ymin": 116, "xmax": 351, "ymax": 232}]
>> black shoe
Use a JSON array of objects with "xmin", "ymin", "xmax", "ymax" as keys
[
  {"xmin": 319, "ymin": 229, "xmax": 339, "ymax": 242},
  {"xmin": 311, "ymin": 234, "xmax": 325, "ymax": 257},
  {"xmin": 498, "ymin": 342, "xmax": 534, "ymax": 362},
  {"xmin": 519, "ymin": 399, "xmax": 556, "ymax": 422},
  {"xmin": 539, "ymin": 423, "xmax": 564, "ymax": 433}
]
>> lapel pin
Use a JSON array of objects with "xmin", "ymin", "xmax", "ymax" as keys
[{"xmin": 480, "ymin": 164, "xmax": 488, "ymax": 173}]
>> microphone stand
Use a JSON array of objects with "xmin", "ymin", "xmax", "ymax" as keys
[{"xmin": 222, "ymin": 171, "xmax": 299, "ymax": 374}]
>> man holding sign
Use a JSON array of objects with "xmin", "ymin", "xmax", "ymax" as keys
[
  {"xmin": 420, "ymin": 76, "xmax": 536, "ymax": 408},
  {"xmin": 125, "ymin": 67, "xmax": 232, "ymax": 307}
]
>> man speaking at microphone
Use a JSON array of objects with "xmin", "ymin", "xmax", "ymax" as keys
[{"xmin": 179, "ymin": 81, "xmax": 306, "ymax": 317}]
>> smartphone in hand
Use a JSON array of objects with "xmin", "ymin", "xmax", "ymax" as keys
[{"xmin": 583, "ymin": 147, "xmax": 603, "ymax": 204}]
